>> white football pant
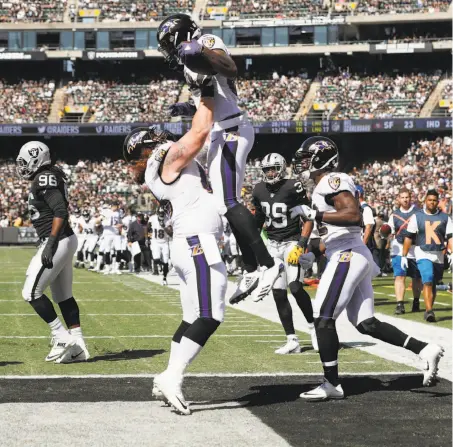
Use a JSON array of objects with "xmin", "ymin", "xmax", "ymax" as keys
[
  {"xmin": 267, "ymin": 240, "xmax": 304, "ymax": 290},
  {"xmin": 152, "ymin": 240, "xmax": 170, "ymax": 264}
]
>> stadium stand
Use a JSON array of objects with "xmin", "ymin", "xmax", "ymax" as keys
[
  {"xmin": 0, "ymin": 79, "xmax": 55, "ymax": 123},
  {"xmin": 311, "ymin": 71, "xmax": 441, "ymax": 119},
  {"xmin": 61, "ymin": 79, "xmax": 182, "ymax": 123},
  {"xmin": 0, "ymin": 0, "xmax": 66, "ymax": 23},
  {"xmin": 77, "ymin": 0, "xmax": 194, "ymax": 22}
]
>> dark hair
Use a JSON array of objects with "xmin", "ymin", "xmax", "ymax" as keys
[
  {"xmin": 426, "ymin": 189, "xmax": 439, "ymax": 199},
  {"xmin": 399, "ymin": 187, "xmax": 410, "ymax": 195}
]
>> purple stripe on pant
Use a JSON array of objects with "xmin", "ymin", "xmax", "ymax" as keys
[{"xmin": 220, "ymin": 126, "xmax": 239, "ymax": 209}]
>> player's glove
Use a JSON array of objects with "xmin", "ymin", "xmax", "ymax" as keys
[
  {"xmin": 168, "ymin": 102, "xmax": 197, "ymax": 118},
  {"xmin": 177, "ymin": 39, "xmax": 204, "ymax": 65},
  {"xmin": 299, "ymin": 252, "xmax": 316, "ymax": 270},
  {"xmin": 287, "ymin": 246, "xmax": 303, "ymax": 265},
  {"xmin": 290, "ymin": 205, "xmax": 317, "ymax": 221},
  {"xmin": 400, "ymin": 256, "xmax": 409, "ymax": 271},
  {"xmin": 41, "ymin": 235, "xmax": 58, "ymax": 269}
]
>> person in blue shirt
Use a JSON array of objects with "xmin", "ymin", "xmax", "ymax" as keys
[
  {"xmin": 387, "ymin": 188, "xmax": 422, "ymax": 315},
  {"xmin": 403, "ymin": 190, "xmax": 453, "ymax": 322}
]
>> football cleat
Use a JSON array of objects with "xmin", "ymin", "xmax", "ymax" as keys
[
  {"xmin": 229, "ymin": 270, "xmax": 260, "ymax": 304},
  {"xmin": 300, "ymin": 380, "xmax": 344, "ymax": 401},
  {"xmin": 45, "ymin": 335, "xmax": 76, "ymax": 362},
  {"xmin": 309, "ymin": 325, "xmax": 319, "ymax": 352},
  {"xmin": 153, "ymin": 372, "xmax": 191, "ymax": 415},
  {"xmin": 253, "ymin": 259, "xmax": 284, "ymax": 302},
  {"xmin": 275, "ymin": 335, "xmax": 301, "ymax": 354},
  {"xmin": 419, "ymin": 344, "xmax": 444, "ymax": 386},
  {"xmin": 394, "ymin": 302, "xmax": 406, "ymax": 315},
  {"xmin": 412, "ymin": 299, "xmax": 420, "ymax": 312},
  {"xmin": 55, "ymin": 336, "xmax": 91, "ymax": 364},
  {"xmin": 424, "ymin": 310, "xmax": 436, "ymax": 322}
]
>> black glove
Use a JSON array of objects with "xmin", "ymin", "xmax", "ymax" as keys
[
  {"xmin": 41, "ymin": 235, "xmax": 58, "ymax": 269},
  {"xmin": 168, "ymin": 102, "xmax": 197, "ymax": 117}
]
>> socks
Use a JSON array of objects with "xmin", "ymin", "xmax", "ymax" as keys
[
  {"xmin": 29, "ymin": 294, "xmax": 58, "ymax": 324},
  {"xmin": 49, "ymin": 318, "xmax": 68, "ymax": 338},
  {"xmin": 404, "ymin": 336, "xmax": 428, "ymax": 355},
  {"xmin": 315, "ymin": 318, "xmax": 340, "ymax": 386},
  {"xmin": 290, "ymin": 282, "xmax": 314, "ymax": 324},
  {"xmin": 70, "ymin": 327, "xmax": 83, "ymax": 338},
  {"xmin": 272, "ymin": 289, "xmax": 295, "ymax": 336},
  {"xmin": 167, "ymin": 337, "xmax": 202, "ymax": 377}
]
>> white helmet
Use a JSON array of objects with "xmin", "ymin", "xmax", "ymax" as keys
[
  {"xmin": 261, "ymin": 153, "xmax": 287, "ymax": 184},
  {"xmin": 16, "ymin": 141, "xmax": 51, "ymax": 179}
]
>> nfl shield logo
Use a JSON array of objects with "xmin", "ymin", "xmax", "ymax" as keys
[{"xmin": 87, "ymin": 51, "xmax": 96, "ymax": 60}]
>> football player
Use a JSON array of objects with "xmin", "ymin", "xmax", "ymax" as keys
[
  {"xmin": 291, "ymin": 136, "xmax": 444, "ymax": 401},
  {"xmin": 150, "ymin": 207, "xmax": 171, "ymax": 286},
  {"xmin": 16, "ymin": 141, "xmax": 89, "ymax": 363},
  {"xmin": 402, "ymin": 189, "xmax": 453, "ymax": 322},
  {"xmin": 251, "ymin": 153, "xmax": 317, "ymax": 353},
  {"xmin": 157, "ymin": 14, "xmax": 283, "ymax": 303},
  {"xmin": 124, "ymin": 97, "xmax": 226, "ymax": 416},
  {"xmin": 98, "ymin": 203, "xmax": 122, "ymax": 275},
  {"xmin": 80, "ymin": 209, "xmax": 98, "ymax": 269},
  {"xmin": 72, "ymin": 208, "xmax": 87, "ymax": 268},
  {"xmin": 388, "ymin": 188, "xmax": 422, "ymax": 315}
]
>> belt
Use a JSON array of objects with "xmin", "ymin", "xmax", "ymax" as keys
[{"xmin": 212, "ymin": 111, "xmax": 247, "ymax": 132}]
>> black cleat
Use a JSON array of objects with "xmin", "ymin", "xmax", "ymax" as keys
[
  {"xmin": 412, "ymin": 299, "xmax": 420, "ymax": 313},
  {"xmin": 424, "ymin": 310, "xmax": 436, "ymax": 323},
  {"xmin": 394, "ymin": 302, "xmax": 405, "ymax": 315}
]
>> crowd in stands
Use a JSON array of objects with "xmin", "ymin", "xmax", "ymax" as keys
[
  {"xmin": 0, "ymin": 0, "xmax": 66, "ymax": 22},
  {"xmin": 237, "ymin": 71, "xmax": 310, "ymax": 121},
  {"xmin": 76, "ymin": 0, "xmax": 193, "ymax": 22},
  {"xmin": 314, "ymin": 70, "xmax": 441, "ymax": 119},
  {"xmin": 204, "ymin": 0, "xmax": 450, "ymax": 19},
  {"xmin": 62, "ymin": 79, "xmax": 181, "ymax": 123},
  {"xmin": 0, "ymin": 79, "xmax": 55, "ymax": 124}
]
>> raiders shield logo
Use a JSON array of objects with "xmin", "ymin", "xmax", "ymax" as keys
[
  {"xmin": 87, "ymin": 51, "xmax": 96, "ymax": 60},
  {"xmin": 202, "ymin": 36, "xmax": 216, "ymax": 49},
  {"xmin": 28, "ymin": 147, "xmax": 39, "ymax": 158},
  {"xmin": 328, "ymin": 176, "xmax": 341, "ymax": 191}
]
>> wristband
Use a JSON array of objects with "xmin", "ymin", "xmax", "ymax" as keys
[
  {"xmin": 315, "ymin": 211, "xmax": 324, "ymax": 222},
  {"xmin": 297, "ymin": 236, "xmax": 309, "ymax": 249}
]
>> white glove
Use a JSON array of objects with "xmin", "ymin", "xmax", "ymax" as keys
[
  {"xmin": 400, "ymin": 256, "xmax": 408, "ymax": 271},
  {"xmin": 299, "ymin": 252, "xmax": 316, "ymax": 270},
  {"xmin": 290, "ymin": 205, "xmax": 317, "ymax": 221}
]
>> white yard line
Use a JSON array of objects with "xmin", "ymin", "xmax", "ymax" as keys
[{"xmin": 138, "ymin": 273, "xmax": 452, "ymax": 381}]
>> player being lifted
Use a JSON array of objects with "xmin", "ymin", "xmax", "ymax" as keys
[
  {"xmin": 124, "ymin": 96, "xmax": 226, "ymax": 416},
  {"xmin": 157, "ymin": 14, "xmax": 283, "ymax": 303},
  {"xmin": 251, "ymin": 153, "xmax": 317, "ymax": 353},
  {"xmin": 16, "ymin": 141, "xmax": 89, "ymax": 363},
  {"xmin": 291, "ymin": 136, "xmax": 444, "ymax": 401}
]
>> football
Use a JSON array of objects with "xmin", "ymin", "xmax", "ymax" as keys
[{"xmin": 380, "ymin": 223, "xmax": 392, "ymax": 237}]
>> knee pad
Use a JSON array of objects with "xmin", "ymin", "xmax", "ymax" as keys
[
  {"xmin": 314, "ymin": 316, "xmax": 336, "ymax": 330},
  {"xmin": 356, "ymin": 317, "xmax": 380, "ymax": 335},
  {"xmin": 183, "ymin": 317, "xmax": 221, "ymax": 347},
  {"xmin": 172, "ymin": 320, "xmax": 191, "ymax": 343},
  {"xmin": 289, "ymin": 281, "xmax": 303, "ymax": 297}
]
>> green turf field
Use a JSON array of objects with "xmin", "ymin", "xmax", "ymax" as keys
[{"xmin": 0, "ymin": 247, "xmax": 435, "ymax": 376}]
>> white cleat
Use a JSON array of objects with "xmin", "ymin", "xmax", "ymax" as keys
[
  {"xmin": 229, "ymin": 270, "xmax": 260, "ymax": 304},
  {"xmin": 153, "ymin": 372, "xmax": 191, "ymax": 415},
  {"xmin": 309, "ymin": 325, "xmax": 319, "ymax": 352},
  {"xmin": 103, "ymin": 267, "xmax": 112, "ymax": 275},
  {"xmin": 275, "ymin": 336, "xmax": 301, "ymax": 354},
  {"xmin": 253, "ymin": 259, "xmax": 284, "ymax": 302},
  {"xmin": 162, "ymin": 278, "xmax": 168, "ymax": 286},
  {"xmin": 45, "ymin": 335, "xmax": 76, "ymax": 362},
  {"xmin": 55, "ymin": 337, "xmax": 91, "ymax": 364},
  {"xmin": 419, "ymin": 344, "xmax": 444, "ymax": 386},
  {"xmin": 300, "ymin": 380, "xmax": 344, "ymax": 401}
]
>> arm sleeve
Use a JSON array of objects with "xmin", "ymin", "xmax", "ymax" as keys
[
  {"xmin": 406, "ymin": 214, "xmax": 418, "ymax": 234},
  {"xmin": 251, "ymin": 191, "xmax": 266, "ymax": 231},
  {"xmin": 42, "ymin": 188, "xmax": 68, "ymax": 219}
]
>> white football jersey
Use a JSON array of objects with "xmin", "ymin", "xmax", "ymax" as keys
[
  {"xmin": 122, "ymin": 214, "xmax": 133, "ymax": 233},
  {"xmin": 184, "ymin": 34, "xmax": 241, "ymax": 122},
  {"xmin": 144, "ymin": 142, "xmax": 222, "ymax": 237},
  {"xmin": 70, "ymin": 215, "xmax": 83, "ymax": 235},
  {"xmin": 150, "ymin": 214, "xmax": 170, "ymax": 243},
  {"xmin": 101, "ymin": 209, "xmax": 121, "ymax": 235},
  {"xmin": 312, "ymin": 172, "xmax": 363, "ymax": 256},
  {"xmin": 81, "ymin": 217, "xmax": 97, "ymax": 235}
]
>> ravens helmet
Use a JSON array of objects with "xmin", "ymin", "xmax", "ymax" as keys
[
  {"xmin": 123, "ymin": 126, "xmax": 177, "ymax": 163},
  {"xmin": 292, "ymin": 136, "xmax": 339, "ymax": 181},
  {"xmin": 157, "ymin": 14, "xmax": 201, "ymax": 70},
  {"xmin": 261, "ymin": 153, "xmax": 287, "ymax": 185}
]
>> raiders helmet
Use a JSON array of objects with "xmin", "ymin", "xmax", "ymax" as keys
[
  {"xmin": 261, "ymin": 153, "xmax": 287, "ymax": 185},
  {"xmin": 157, "ymin": 14, "xmax": 201, "ymax": 70},
  {"xmin": 123, "ymin": 126, "xmax": 177, "ymax": 163},
  {"xmin": 16, "ymin": 141, "xmax": 51, "ymax": 179},
  {"xmin": 292, "ymin": 137, "xmax": 339, "ymax": 181}
]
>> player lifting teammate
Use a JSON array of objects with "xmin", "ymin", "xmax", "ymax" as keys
[
  {"xmin": 16, "ymin": 141, "xmax": 89, "ymax": 363},
  {"xmin": 251, "ymin": 153, "xmax": 317, "ymax": 353},
  {"xmin": 157, "ymin": 14, "xmax": 283, "ymax": 303},
  {"xmin": 291, "ymin": 136, "xmax": 444, "ymax": 401}
]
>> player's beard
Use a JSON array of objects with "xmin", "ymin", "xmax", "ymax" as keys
[{"xmin": 131, "ymin": 148, "xmax": 154, "ymax": 184}]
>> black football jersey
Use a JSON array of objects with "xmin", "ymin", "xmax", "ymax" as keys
[
  {"xmin": 28, "ymin": 169, "xmax": 73, "ymax": 240},
  {"xmin": 252, "ymin": 179, "xmax": 309, "ymax": 242}
]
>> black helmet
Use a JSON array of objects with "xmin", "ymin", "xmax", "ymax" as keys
[
  {"xmin": 292, "ymin": 136, "xmax": 339, "ymax": 181},
  {"xmin": 82, "ymin": 209, "xmax": 90, "ymax": 220},
  {"xmin": 157, "ymin": 14, "xmax": 201, "ymax": 70},
  {"xmin": 123, "ymin": 126, "xmax": 177, "ymax": 163},
  {"xmin": 74, "ymin": 207, "xmax": 81, "ymax": 217}
]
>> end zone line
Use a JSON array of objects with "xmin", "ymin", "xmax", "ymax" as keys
[{"xmin": 0, "ymin": 371, "xmax": 421, "ymax": 380}]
